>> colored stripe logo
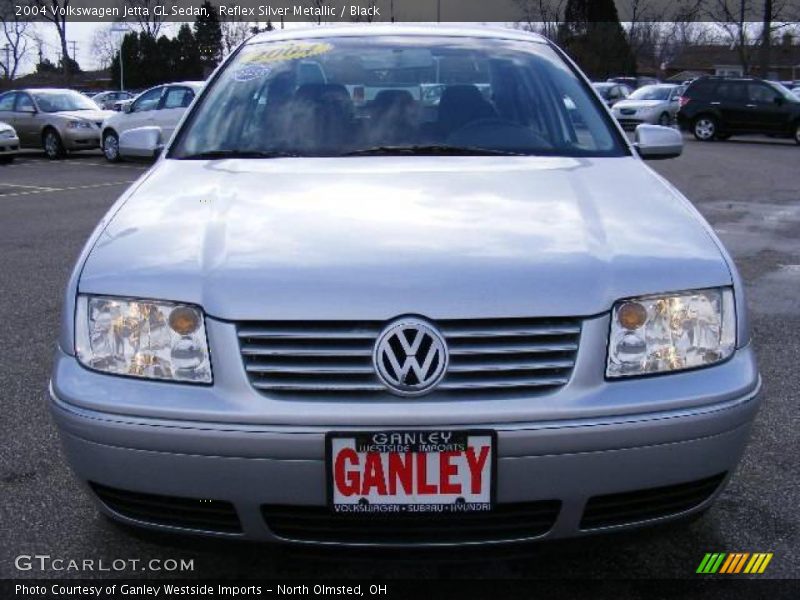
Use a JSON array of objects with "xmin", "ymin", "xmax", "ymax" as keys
[{"xmin": 697, "ymin": 553, "xmax": 773, "ymax": 574}]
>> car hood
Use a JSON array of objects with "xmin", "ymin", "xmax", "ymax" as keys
[
  {"xmin": 613, "ymin": 100, "xmax": 665, "ymax": 110},
  {"xmin": 79, "ymin": 156, "xmax": 731, "ymax": 320},
  {"xmin": 52, "ymin": 109, "xmax": 113, "ymax": 122}
]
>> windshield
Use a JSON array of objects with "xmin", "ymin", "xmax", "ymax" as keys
[
  {"xmin": 766, "ymin": 81, "xmax": 800, "ymax": 102},
  {"xmin": 32, "ymin": 90, "xmax": 99, "ymax": 112},
  {"xmin": 171, "ymin": 36, "xmax": 625, "ymax": 159},
  {"xmin": 628, "ymin": 85, "xmax": 673, "ymax": 101}
]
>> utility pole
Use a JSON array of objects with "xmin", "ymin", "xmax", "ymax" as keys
[
  {"xmin": 111, "ymin": 23, "xmax": 128, "ymax": 91},
  {"xmin": 69, "ymin": 41, "xmax": 78, "ymax": 64}
]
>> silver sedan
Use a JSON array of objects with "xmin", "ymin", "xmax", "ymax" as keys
[
  {"xmin": 0, "ymin": 121, "xmax": 19, "ymax": 163},
  {"xmin": 612, "ymin": 84, "xmax": 685, "ymax": 128},
  {"xmin": 51, "ymin": 27, "xmax": 759, "ymax": 546}
]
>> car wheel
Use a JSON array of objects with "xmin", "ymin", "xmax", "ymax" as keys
[
  {"xmin": 103, "ymin": 131, "xmax": 121, "ymax": 162},
  {"xmin": 693, "ymin": 116, "xmax": 717, "ymax": 141},
  {"xmin": 43, "ymin": 129, "xmax": 66, "ymax": 159},
  {"xmin": 658, "ymin": 113, "xmax": 672, "ymax": 127}
]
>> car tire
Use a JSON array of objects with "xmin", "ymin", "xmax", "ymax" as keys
[
  {"xmin": 692, "ymin": 116, "xmax": 718, "ymax": 141},
  {"xmin": 658, "ymin": 113, "xmax": 672, "ymax": 127},
  {"xmin": 103, "ymin": 130, "xmax": 121, "ymax": 162},
  {"xmin": 43, "ymin": 129, "xmax": 66, "ymax": 160}
]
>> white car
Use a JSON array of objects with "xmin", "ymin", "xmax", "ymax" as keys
[
  {"xmin": 101, "ymin": 81, "xmax": 203, "ymax": 162},
  {"xmin": 0, "ymin": 121, "xmax": 20, "ymax": 163}
]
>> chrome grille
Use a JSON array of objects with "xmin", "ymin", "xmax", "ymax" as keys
[{"xmin": 237, "ymin": 317, "xmax": 581, "ymax": 395}]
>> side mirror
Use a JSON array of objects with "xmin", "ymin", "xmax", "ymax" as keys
[
  {"xmin": 123, "ymin": 102, "xmax": 134, "ymax": 114},
  {"xmin": 119, "ymin": 126, "xmax": 164, "ymax": 160},
  {"xmin": 634, "ymin": 124, "xmax": 683, "ymax": 160}
]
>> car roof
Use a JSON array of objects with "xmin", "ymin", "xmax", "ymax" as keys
[{"xmin": 247, "ymin": 24, "xmax": 548, "ymax": 46}]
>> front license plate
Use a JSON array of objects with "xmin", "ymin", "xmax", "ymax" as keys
[{"xmin": 327, "ymin": 430, "xmax": 496, "ymax": 515}]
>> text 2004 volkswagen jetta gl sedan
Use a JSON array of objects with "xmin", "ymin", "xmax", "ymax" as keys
[{"xmin": 50, "ymin": 27, "xmax": 760, "ymax": 545}]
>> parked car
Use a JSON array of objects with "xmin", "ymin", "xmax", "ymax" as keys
[
  {"xmin": 51, "ymin": 26, "xmax": 759, "ymax": 545},
  {"xmin": 677, "ymin": 76, "xmax": 800, "ymax": 143},
  {"xmin": 0, "ymin": 121, "xmax": 20, "ymax": 163},
  {"xmin": 611, "ymin": 84, "xmax": 684, "ymax": 128},
  {"xmin": 591, "ymin": 82, "xmax": 632, "ymax": 107},
  {"xmin": 0, "ymin": 89, "xmax": 112, "ymax": 159},
  {"xmin": 100, "ymin": 81, "xmax": 203, "ymax": 161},
  {"xmin": 92, "ymin": 90, "xmax": 134, "ymax": 110}
]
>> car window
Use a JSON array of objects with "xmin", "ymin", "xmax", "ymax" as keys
[
  {"xmin": 628, "ymin": 85, "xmax": 673, "ymax": 101},
  {"xmin": 163, "ymin": 87, "xmax": 195, "ymax": 109},
  {"xmin": 133, "ymin": 87, "xmax": 163, "ymax": 112},
  {"xmin": 0, "ymin": 93, "xmax": 16, "ymax": 112},
  {"xmin": 715, "ymin": 82, "xmax": 745, "ymax": 101},
  {"xmin": 172, "ymin": 36, "xmax": 626, "ymax": 158},
  {"xmin": 687, "ymin": 79, "xmax": 716, "ymax": 98},
  {"xmin": 748, "ymin": 83, "xmax": 779, "ymax": 103},
  {"xmin": 16, "ymin": 94, "xmax": 35, "ymax": 112}
]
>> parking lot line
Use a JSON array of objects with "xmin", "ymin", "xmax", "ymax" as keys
[
  {"xmin": 0, "ymin": 180, "xmax": 135, "ymax": 198},
  {"xmin": 0, "ymin": 182, "xmax": 59, "ymax": 192},
  {"xmin": 13, "ymin": 158, "xmax": 148, "ymax": 171}
]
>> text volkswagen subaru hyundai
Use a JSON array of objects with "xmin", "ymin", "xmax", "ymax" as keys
[{"xmin": 50, "ymin": 27, "xmax": 760, "ymax": 545}]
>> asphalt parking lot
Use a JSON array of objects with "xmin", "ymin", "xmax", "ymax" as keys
[{"xmin": 0, "ymin": 138, "xmax": 797, "ymax": 580}]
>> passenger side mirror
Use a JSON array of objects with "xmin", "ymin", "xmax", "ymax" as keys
[
  {"xmin": 119, "ymin": 126, "xmax": 164, "ymax": 160},
  {"xmin": 634, "ymin": 124, "xmax": 683, "ymax": 160}
]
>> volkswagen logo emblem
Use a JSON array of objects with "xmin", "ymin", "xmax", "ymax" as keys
[{"xmin": 373, "ymin": 318, "xmax": 448, "ymax": 396}]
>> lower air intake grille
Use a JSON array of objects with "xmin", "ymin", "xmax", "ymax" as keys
[
  {"xmin": 238, "ymin": 317, "xmax": 581, "ymax": 395},
  {"xmin": 90, "ymin": 483, "xmax": 242, "ymax": 533},
  {"xmin": 261, "ymin": 501, "xmax": 561, "ymax": 544},
  {"xmin": 580, "ymin": 473, "xmax": 727, "ymax": 529}
]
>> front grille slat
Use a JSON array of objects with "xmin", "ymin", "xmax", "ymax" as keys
[
  {"xmin": 238, "ymin": 317, "xmax": 581, "ymax": 396},
  {"xmin": 262, "ymin": 501, "xmax": 561, "ymax": 544}
]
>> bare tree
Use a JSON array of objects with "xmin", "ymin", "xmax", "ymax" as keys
[
  {"xmin": 32, "ymin": 0, "xmax": 71, "ymax": 76},
  {"xmin": 514, "ymin": 0, "xmax": 566, "ymax": 40},
  {"xmin": 1, "ymin": 0, "xmax": 31, "ymax": 79},
  {"xmin": 704, "ymin": 0, "xmax": 760, "ymax": 74},
  {"xmin": 219, "ymin": 2, "xmax": 252, "ymax": 56},
  {"xmin": 89, "ymin": 25, "xmax": 119, "ymax": 70},
  {"xmin": 123, "ymin": 0, "xmax": 173, "ymax": 38}
]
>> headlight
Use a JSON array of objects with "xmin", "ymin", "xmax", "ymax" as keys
[
  {"xmin": 607, "ymin": 288, "xmax": 736, "ymax": 378},
  {"xmin": 75, "ymin": 295, "xmax": 212, "ymax": 383},
  {"xmin": 67, "ymin": 120, "xmax": 93, "ymax": 129},
  {"xmin": 0, "ymin": 129, "xmax": 14, "ymax": 139}
]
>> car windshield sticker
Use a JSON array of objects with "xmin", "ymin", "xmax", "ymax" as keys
[
  {"xmin": 234, "ymin": 64, "xmax": 270, "ymax": 83},
  {"xmin": 239, "ymin": 41, "xmax": 333, "ymax": 66}
]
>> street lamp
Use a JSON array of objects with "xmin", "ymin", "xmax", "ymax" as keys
[{"xmin": 110, "ymin": 23, "xmax": 128, "ymax": 91}]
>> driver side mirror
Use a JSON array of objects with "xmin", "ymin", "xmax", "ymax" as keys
[
  {"xmin": 634, "ymin": 124, "xmax": 683, "ymax": 160},
  {"xmin": 119, "ymin": 126, "xmax": 164, "ymax": 160},
  {"xmin": 123, "ymin": 102, "xmax": 134, "ymax": 114}
]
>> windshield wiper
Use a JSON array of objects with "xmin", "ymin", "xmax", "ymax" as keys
[
  {"xmin": 177, "ymin": 149, "xmax": 302, "ymax": 160},
  {"xmin": 342, "ymin": 144, "xmax": 529, "ymax": 157}
]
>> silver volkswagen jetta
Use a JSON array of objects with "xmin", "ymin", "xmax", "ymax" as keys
[{"xmin": 51, "ymin": 27, "xmax": 760, "ymax": 545}]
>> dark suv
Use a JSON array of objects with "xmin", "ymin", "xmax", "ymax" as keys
[{"xmin": 677, "ymin": 76, "xmax": 800, "ymax": 143}]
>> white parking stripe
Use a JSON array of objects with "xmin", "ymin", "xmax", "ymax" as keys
[
  {"xmin": 0, "ymin": 180, "xmax": 134, "ymax": 198},
  {"xmin": 0, "ymin": 183, "xmax": 59, "ymax": 191},
  {"xmin": 14, "ymin": 158, "xmax": 148, "ymax": 170}
]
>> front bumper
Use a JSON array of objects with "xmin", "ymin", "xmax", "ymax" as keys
[
  {"xmin": 62, "ymin": 127, "xmax": 101, "ymax": 150},
  {"xmin": 0, "ymin": 135, "xmax": 19, "ymax": 155},
  {"xmin": 50, "ymin": 341, "xmax": 761, "ymax": 546}
]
